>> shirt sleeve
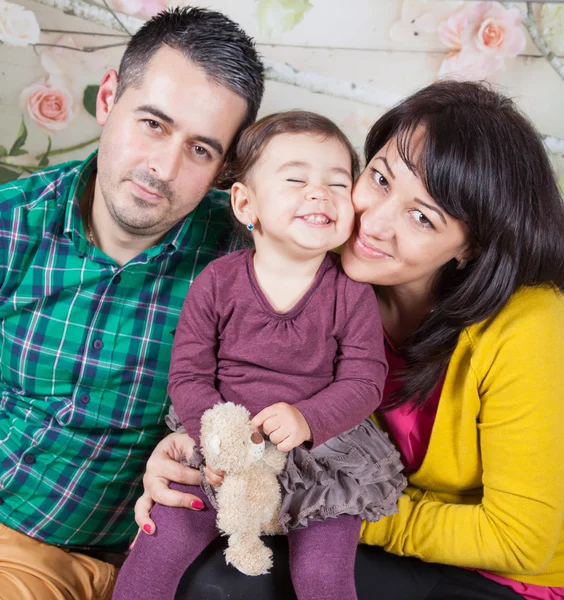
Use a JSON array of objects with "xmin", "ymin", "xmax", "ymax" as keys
[
  {"xmin": 360, "ymin": 288, "xmax": 564, "ymax": 576},
  {"xmin": 296, "ymin": 280, "xmax": 388, "ymax": 447},
  {"xmin": 167, "ymin": 263, "xmax": 224, "ymax": 441}
]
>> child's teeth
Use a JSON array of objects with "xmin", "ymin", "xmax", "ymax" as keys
[{"xmin": 304, "ymin": 215, "xmax": 330, "ymax": 224}]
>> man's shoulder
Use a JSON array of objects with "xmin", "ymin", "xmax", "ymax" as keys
[
  {"xmin": 0, "ymin": 159, "xmax": 84, "ymax": 215},
  {"xmin": 193, "ymin": 188, "xmax": 231, "ymax": 220}
]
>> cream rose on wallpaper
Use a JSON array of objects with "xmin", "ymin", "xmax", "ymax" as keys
[
  {"xmin": 0, "ymin": 0, "xmax": 40, "ymax": 46},
  {"xmin": 20, "ymin": 80, "xmax": 75, "ymax": 133},
  {"xmin": 256, "ymin": 0, "xmax": 312, "ymax": 36},
  {"xmin": 111, "ymin": 0, "xmax": 167, "ymax": 18},
  {"xmin": 438, "ymin": 1, "xmax": 526, "ymax": 79}
]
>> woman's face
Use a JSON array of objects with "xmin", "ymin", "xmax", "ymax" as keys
[{"xmin": 341, "ymin": 135, "xmax": 472, "ymax": 293}]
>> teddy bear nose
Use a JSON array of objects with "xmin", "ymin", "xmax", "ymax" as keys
[{"xmin": 251, "ymin": 432, "xmax": 263, "ymax": 444}]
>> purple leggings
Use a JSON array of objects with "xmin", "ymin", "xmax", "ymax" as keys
[{"xmin": 112, "ymin": 483, "xmax": 360, "ymax": 600}]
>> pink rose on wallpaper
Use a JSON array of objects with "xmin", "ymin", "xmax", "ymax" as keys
[
  {"xmin": 111, "ymin": 0, "xmax": 167, "ymax": 19},
  {"xmin": 20, "ymin": 80, "xmax": 75, "ymax": 133},
  {"xmin": 438, "ymin": 2, "xmax": 526, "ymax": 79}
]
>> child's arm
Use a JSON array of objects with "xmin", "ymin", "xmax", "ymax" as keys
[
  {"xmin": 253, "ymin": 281, "xmax": 387, "ymax": 450},
  {"xmin": 167, "ymin": 263, "xmax": 223, "ymax": 441}
]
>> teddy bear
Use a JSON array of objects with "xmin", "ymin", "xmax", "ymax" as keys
[{"xmin": 200, "ymin": 402, "xmax": 288, "ymax": 576}]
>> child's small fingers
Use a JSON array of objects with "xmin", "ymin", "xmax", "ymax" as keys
[{"xmin": 276, "ymin": 435, "xmax": 295, "ymax": 453}]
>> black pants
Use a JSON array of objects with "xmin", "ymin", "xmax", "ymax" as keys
[{"xmin": 175, "ymin": 535, "xmax": 523, "ymax": 600}]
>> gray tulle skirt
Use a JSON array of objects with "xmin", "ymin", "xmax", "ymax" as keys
[
  {"xmin": 166, "ymin": 407, "xmax": 407, "ymax": 532},
  {"xmin": 278, "ymin": 418, "xmax": 407, "ymax": 532}
]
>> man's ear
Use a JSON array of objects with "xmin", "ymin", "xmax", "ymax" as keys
[
  {"xmin": 96, "ymin": 70, "xmax": 119, "ymax": 127},
  {"xmin": 231, "ymin": 182, "xmax": 256, "ymax": 228}
]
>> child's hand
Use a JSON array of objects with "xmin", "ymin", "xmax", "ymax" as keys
[
  {"xmin": 204, "ymin": 464, "xmax": 225, "ymax": 487},
  {"xmin": 251, "ymin": 403, "xmax": 311, "ymax": 452}
]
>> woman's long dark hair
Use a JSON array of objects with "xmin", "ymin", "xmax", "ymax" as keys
[{"xmin": 365, "ymin": 80, "xmax": 564, "ymax": 408}]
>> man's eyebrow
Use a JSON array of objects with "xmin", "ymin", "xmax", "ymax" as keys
[
  {"xmin": 374, "ymin": 156, "xmax": 395, "ymax": 179},
  {"xmin": 415, "ymin": 197, "xmax": 447, "ymax": 225},
  {"xmin": 194, "ymin": 135, "xmax": 224, "ymax": 158},
  {"xmin": 136, "ymin": 105, "xmax": 174, "ymax": 126},
  {"xmin": 136, "ymin": 105, "xmax": 224, "ymax": 157}
]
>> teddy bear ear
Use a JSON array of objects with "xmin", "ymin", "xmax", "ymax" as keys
[{"xmin": 208, "ymin": 433, "xmax": 221, "ymax": 455}]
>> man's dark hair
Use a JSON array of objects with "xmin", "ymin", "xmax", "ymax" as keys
[{"xmin": 115, "ymin": 6, "xmax": 264, "ymax": 133}]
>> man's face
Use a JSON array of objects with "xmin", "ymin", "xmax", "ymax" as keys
[{"xmin": 96, "ymin": 46, "xmax": 248, "ymax": 238}]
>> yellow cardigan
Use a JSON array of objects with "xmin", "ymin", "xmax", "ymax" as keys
[{"xmin": 361, "ymin": 285, "xmax": 564, "ymax": 587}]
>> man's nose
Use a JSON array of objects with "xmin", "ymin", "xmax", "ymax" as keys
[{"xmin": 147, "ymin": 141, "xmax": 183, "ymax": 182}]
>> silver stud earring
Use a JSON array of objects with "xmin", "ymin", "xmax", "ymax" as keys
[
  {"xmin": 456, "ymin": 258, "xmax": 468, "ymax": 270},
  {"xmin": 246, "ymin": 223, "xmax": 255, "ymax": 231}
]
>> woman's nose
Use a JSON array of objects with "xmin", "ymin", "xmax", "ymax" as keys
[{"xmin": 359, "ymin": 206, "xmax": 395, "ymax": 241}]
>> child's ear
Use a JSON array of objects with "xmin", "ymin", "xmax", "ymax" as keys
[{"xmin": 231, "ymin": 182, "xmax": 256, "ymax": 228}]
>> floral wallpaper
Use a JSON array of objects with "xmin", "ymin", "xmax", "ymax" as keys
[{"xmin": 0, "ymin": 0, "xmax": 563, "ymax": 191}]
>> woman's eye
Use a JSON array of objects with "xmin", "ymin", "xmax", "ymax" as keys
[
  {"xmin": 371, "ymin": 168, "xmax": 388, "ymax": 188},
  {"xmin": 411, "ymin": 209, "xmax": 434, "ymax": 229}
]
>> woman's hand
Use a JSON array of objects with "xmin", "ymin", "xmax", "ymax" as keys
[
  {"xmin": 204, "ymin": 464, "xmax": 225, "ymax": 487},
  {"xmin": 251, "ymin": 402, "xmax": 311, "ymax": 452},
  {"xmin": 133, "ymin": 432, "xmax": 203, "ymax": 536}
]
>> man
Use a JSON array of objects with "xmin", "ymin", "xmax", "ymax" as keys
[{"xmin": 0, "ymin": 7, "xmax": 263, "ymax": 599}]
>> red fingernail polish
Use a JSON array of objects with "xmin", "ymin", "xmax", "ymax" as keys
[
  {"xmin": 143, "ymin": 524, "xmax": 153, "ymax": 534},
  {"xmin": 192, "ymin": 499, "xmax": 205, "ymax": 510}
]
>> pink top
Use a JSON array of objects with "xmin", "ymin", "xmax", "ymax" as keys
[{"xmin": 380, "ymin": 337, "xmax": 564, "ymax": 600}]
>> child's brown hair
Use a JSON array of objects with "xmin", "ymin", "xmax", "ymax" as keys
[{"xmin": 219, "ymin": 110, "xmax": 360, "ymax": 188}]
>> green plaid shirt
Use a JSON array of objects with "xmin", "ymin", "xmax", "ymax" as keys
[{"xmin": 0, "ymin": 152, "xmax": 236, "ymax": 549}]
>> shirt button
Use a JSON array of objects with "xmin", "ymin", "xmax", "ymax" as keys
[
  {"xmin": 24, "ymin": 454, "xmax": 36, "ymax": 465},
  {"xmin": 80, "ymin": 393, "xmax": 90, "ymax": 404},
  {"xmin": 113, "ymin": 274, "xmax": 122, "ymax": 284},
  {"xmin": 0, "ymin": 497, "xmax": 4, "ymax": 505},
  {"xmin": 93, "ymin": 339, "xmax": 103, "ymax": 350}
]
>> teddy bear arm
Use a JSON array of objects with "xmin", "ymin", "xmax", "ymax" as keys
[{"xmin": 263, "ymin": 443, "xmax": 288, "ymax": 474}]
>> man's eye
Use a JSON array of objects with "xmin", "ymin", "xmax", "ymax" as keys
[
  {"xmin": 145, "ymin": 120, "xmax": 161, "ymax": 130},
  {"xmin": 193, "ymin": 145, "xmax": 211, "ymax": 158}
]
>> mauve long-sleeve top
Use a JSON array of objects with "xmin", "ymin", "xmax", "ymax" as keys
[{"xmin": 168, "ymin": 250, "xmax": 387, "ymax": 447}]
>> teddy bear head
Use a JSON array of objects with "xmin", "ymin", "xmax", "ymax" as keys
[{"xmin": 200, "ymin": 402, "xmax": 265, "ymax": 473}]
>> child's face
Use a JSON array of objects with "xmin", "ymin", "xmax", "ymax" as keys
[{"xmin": 243, "ymin": 132, "xmax": 355, "ymax": 257}]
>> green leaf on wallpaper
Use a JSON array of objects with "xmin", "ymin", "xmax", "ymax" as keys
[
  {"xmin": 83, "ymin": 85, "xmax": 99, "ymax": 118},
  {"xmin": 0, "ymin": 165, "xmax": 20, "ymax": 185},
  {"xmin": 38, "ymin": 137, "xmax": 52, "ymax": 168},
  {"xmin": 9, "ymin": 118, "xmax": 27, "ymax": 156},
  {"xmin": 0, "ymin": 145, "xmax": 7, "ymax": 158},
  {"xmin": 256, "ymin": 0, "xmax": 313, "ymax": 36}
]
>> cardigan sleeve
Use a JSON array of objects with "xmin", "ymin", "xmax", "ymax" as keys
[
  {"xmin": 167, "ymin": 263, "xmax": 224, "ymax": 441},
  {"xmin": 360, "ymin": 286, "xmax": 564, "ymax": 576}
]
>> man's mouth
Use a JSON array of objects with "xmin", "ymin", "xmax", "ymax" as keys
[{"xmin": 131, "ymin": 181, "xmax": 165, "ymax": 202}]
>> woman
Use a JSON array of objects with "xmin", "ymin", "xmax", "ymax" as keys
[{"xmin": 133, "ymin": 80, "xmax": 564, "ymax": 600}]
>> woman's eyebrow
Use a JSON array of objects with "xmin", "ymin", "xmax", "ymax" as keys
[
  {"xmin": 375, "ymin": 156, "xmax": 395, "ymax": 179},
  {"xmin": 415, "ymin": 197, "xmax": 447, "ymax": 225}
]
